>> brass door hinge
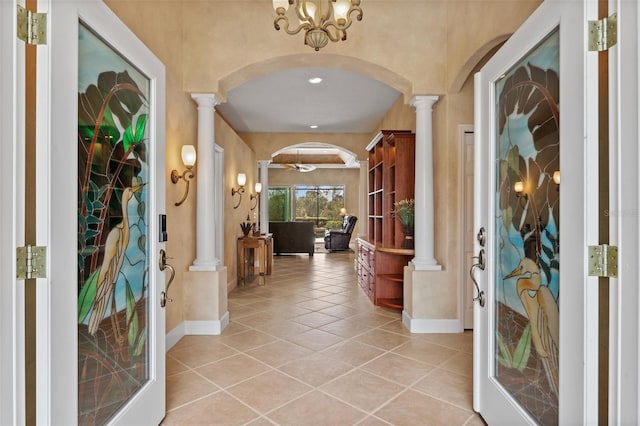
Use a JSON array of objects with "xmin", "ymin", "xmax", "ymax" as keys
[
  {"xmin": 588, "ymin": 13, "xmax": 617, "ymax": 51},
  {"xmin": 588, "ymin": 244, "xmax": 618, "ymax": 278},
  {"xmin": 17, "ymin": 5, "xmax": 47, "ymax": 45},
  {"xmin": 16, "ymin": 245, "xmax": 47, "ymax": 280}
]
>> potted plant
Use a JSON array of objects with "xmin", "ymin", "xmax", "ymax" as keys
[{"xmin": 393, "ymin": 198, "xmax": 415, "ymax": 249}]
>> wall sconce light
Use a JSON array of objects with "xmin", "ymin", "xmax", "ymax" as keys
[
  {"xmin": 250, "ymin": 182, "xmax": 262, "ymax": 210},
  {"xmin": 231, "ymin": 173, "xmax": 246, "ymax": 209},
  {"xmin": 171, "ymin": 145, "xmax": 196, "ymax": 206},
  {"xmin": 553, "ymin": 170, "xmax": 561, "ymax": 185},
  {"xmin": 514, "ymin": 180, "xmax": 528, "ymax": 207}
]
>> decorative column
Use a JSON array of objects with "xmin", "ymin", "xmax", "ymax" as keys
[
  {"xmin": 189, "ymin": 93, "xmax": 222, "ymax": 271},
  {"xmin": 359, "ymin": 160, "xmax": 368, "ymax": 238},
  {"xmin": 410, "ymin": 95, "xmax": 441, "ymax": 270},
  {"xmin": 258, "ymin": 160, "xmax": 270, "ymax": 234}
]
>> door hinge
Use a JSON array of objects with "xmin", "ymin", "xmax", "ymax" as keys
[
  {"xmin": 588, "ymin": 13, "xmax": 617, "ymax": 52},
  {"xmin": 17, "ymin": 5, "xmax": 47, "ymax": 45},
  {"xmin": 588, "ymin": 244, "xmax": 618, "ymax": 278},
  {"xmin": 16, "ymin": 245, "xmax": 47, "ymax": 280}
]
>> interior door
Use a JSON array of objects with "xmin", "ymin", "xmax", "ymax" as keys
[
  {"xmin": 1, "ymin": 0, "xmax": 25, "ymax": 424},
  {"xmin": 37, "ymin": 0, "xmax": 166, "ymax": 424},
  {"xmin": 473, "ymin": 0, "xmax": 600, "ymax": 424}
]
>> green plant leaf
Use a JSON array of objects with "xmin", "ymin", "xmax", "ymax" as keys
[
  {"xmin": 496, "ymin": 331, "xmax": 513, "ymax": 368},
  {"xmin": 512, "ymin": 323, "xmax": 532, "ymax": 372},
  {"xmin": 78, "ymin": 269, "xmax": 100, "ymax": 323},
  {"xmin": 128, "ymin": 311, "xmax": 139, "ymax": 347},
  {"xmin": 125, "ymin": 279, "xmax": 135, "ymax": 324},
  {"xmin": 138, "ymin": 235, "xmax": 146, "ymax": 254},
  {"xmin": 134, "ymin": 114, "xmax": 147, "ymax": 142},
  {"xmin": 137, "ymin": 201, "xmax": 145, "ymax": 219},
  {"xmin": 133, "ymin": 325, "xmax": 147, "ymax": 357}
]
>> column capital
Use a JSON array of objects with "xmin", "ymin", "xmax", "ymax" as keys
[
  {"xmin": 191, "ymin": 93, "xmax": 222, "ymax": 109},
  {"xmin": 410, "ymin": 95, "xmax": 439, "ymax": 110},
  {"xmin": 257, "ymin": 160, "xmax": 271, "ymax": 167}
]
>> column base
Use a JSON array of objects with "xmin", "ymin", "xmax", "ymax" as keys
[
  {"xmin": 189, "ymin": 258, "xmax": 222, "ymax": 271},
  {"xmin": 410, "ymin": 257, "xmax": 442, "ymax": 271}
]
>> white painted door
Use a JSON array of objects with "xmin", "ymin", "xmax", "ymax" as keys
[
  {"xmin": 461, "ymin": 127, "xmax": 474, "ymax": 329},
  {"xmin": 1, "ymin": 1, "xmax": 25, "ymax": 424},
  {"xmin": 473, "ymin": 0, "xmax": 600, "ymax": 423},
  {"xmin": 36, "ymin": 0, "xmax": 166, "ymax": 424}
]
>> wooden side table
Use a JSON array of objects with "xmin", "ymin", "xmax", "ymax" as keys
[{"xmin": 237, "ymin": 233, "xmax": 273, "ymax": 285}]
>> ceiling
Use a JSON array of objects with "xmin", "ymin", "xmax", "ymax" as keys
[{"xmin": 215, "ymin": 67, "xmax": 401, "ymax": 168}]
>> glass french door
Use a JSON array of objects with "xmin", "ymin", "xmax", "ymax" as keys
[
  {"xmin": 473, "ymin": 0, "xmax": 600, "ymax": 423},
  {"xmin": 37, "ymin": 0, "xmax": 166, "ymax": 424}
]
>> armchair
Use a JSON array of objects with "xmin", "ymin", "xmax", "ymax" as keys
[{"xmin": 324, "ymin": 215, "xmax": 358, "ymax": 252}]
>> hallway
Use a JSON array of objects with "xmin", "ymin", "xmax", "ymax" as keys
[{"xmin": 162, "ymin": 252, "xmax": 483, "ymax": 425}]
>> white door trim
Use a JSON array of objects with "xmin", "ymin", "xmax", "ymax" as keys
[
  {"xmin": 1, "ymin": 1, "xmax": 25, "ymax": 423},
  {"xmin": 608, "ymin": 0, "xmax": 640, "ymax": 422},
  {"xmin": 458, "ymin": 124, "xmax": 474, "ymax": 330}
]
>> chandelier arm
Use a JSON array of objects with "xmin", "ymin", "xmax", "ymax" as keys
[
  {"xmin": 322, "ymin": 27, "xmax": 344, "ymax": 42},
  {"xmin": 322, "ymin": 5, "xmax": 362, "ymax": 31},
  {"xmin": 274, "ymin": 14, "xmax": 310, "ymax": 35},
  {"xmin": 293, "ymin": 1, "xmax": 317, "ymax": 28}
]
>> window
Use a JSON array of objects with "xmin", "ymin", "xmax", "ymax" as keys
[{"xmin": 268, "ymin": 185, "xmax": 345, "ymax": 236}]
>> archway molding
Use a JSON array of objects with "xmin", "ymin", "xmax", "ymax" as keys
[
  {"xmin": 448, "ymin": 34, "xmax": 511, "ymax": 93},
  {"xmin": 217, "ymin": 53, "xmax": 413, "ymax": 104}
]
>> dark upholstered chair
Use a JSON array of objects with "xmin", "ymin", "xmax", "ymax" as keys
[{"xmin": 324, "ymin": 216, "xmax": 357, "ymax": 252}]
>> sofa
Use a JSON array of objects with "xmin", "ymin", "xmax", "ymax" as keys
[{"xmin": 269, "ymin": 221, "xmax": 315, "ymax": 256}]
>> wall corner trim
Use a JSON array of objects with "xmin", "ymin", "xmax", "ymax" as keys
[
  {"xmin": 402, "ymin": 311, "xmax": 463, "ymax": 334},
  {"xmin": 165, "ymin": 312, "xmax": 230, "ymax": 352}
]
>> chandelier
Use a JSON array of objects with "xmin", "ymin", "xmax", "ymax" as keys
[{"xmin": 272, "ymin": 0, "xmax": 363, "ymax": 51}]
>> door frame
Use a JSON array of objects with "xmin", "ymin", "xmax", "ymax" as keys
[
  {"xmin": 458, "ymin": 124, "xmax": 474, "ymax": 330},
  {"xmin": 608, "ymin": 0, "xmax": 640, "ymax": 422},
  {"xmin": 1, "ymin": 1, "xmax": 25, "ymax": 424},
  {"xmin": 37, "ymin": 0, "xmax": 166, "ymax": 423}
]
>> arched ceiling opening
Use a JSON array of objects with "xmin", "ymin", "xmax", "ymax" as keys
[
  {"xmin": 270, "ymin": 142, "xmax": 359, "ymax": 170},
  {"xmin": 215, "ymin": 54, "xmax": 412, "ymax": 134}
]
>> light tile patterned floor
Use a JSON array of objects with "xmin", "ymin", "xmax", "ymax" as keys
[{"xmin": 162, "ymin": 251, "xmax": 485, "ymax": 425}]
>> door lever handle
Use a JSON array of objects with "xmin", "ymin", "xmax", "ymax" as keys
[
  {"xmin": 470, "ymin": 249, "xmax": 486, "ymax": 307},
  {"xmin": 159, "ymin": 249, "xmax": 175, "ymax": 307}
]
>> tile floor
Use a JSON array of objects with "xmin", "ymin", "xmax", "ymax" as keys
[{"xmin": 162, "ymin": 251, "xmax": 485, "ymax": 425}]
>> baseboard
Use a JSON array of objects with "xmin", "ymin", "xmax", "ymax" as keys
[
  {"xmin": 165, "ymin": 312, "xmax": 230, "ymax": 352},
  {"xmin": 166, "ymin": 322, "xmax": 186, "ymax": 351},
  {"xmin": 402, "ymin": 311, "xmax": 463, "ymax": 334}
]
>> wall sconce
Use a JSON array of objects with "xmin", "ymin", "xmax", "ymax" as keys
[
  {"xmin": 553, "ymin": 170, "xmax": 561, "ymax": 186},
  {"xmin": 250, "ymin": 182, "xmax": 262, "ymax": 210},
  {"xmin": 231, "ymin": 173, "xmax": 246, "ymax": 209},
  {"xmin": 514, "ymin": 180, "xmax": 528, "ymax": 207},
  {"xmin": 171, "ymin": 145, "xmax": 196, "ymax": 206}
]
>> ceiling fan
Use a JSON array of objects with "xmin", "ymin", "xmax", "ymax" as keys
[{"xmin": 282, "ymin": 163, "xmax": 316, "ymax": 173}]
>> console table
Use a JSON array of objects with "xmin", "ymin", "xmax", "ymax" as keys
[{"xmin": 237, "ymin": 233, "xmax": 273, "ymax": 285}]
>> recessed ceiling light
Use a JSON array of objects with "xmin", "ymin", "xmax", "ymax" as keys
[
  {"xmin": 308, "ymin": 77, "xmax": 323, "ymax": 84},
  {"xmin": 310, "ymin": 125, "xmax": 319, "ymax": 129}
]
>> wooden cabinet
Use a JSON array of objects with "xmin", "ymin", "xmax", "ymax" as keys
[{"xmin": 357, "ymin": 130, "xmax": 415, "ymax": 309}]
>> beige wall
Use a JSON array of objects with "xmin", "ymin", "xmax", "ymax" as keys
[
  {"xmin": 104, "ymin": 0, "xmax": 541, "ymax": 332},
  {"xmin": 217, "ymin": 115, "xmax": 259, "ymax": 290}
]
